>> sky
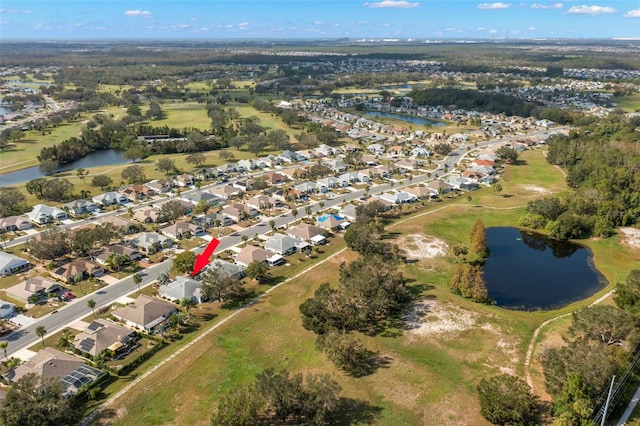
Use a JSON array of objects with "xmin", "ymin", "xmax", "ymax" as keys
[{"xmin": 1, "ymin": 1, "xmax": 639, "ymax": 40}]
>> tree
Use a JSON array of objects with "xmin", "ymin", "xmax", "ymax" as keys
[
  {"xmin": 87, "ymin": 299, "xmax": 96, "ymax": 317},
  {"xmin": 123, "ymin": 146, "xmax": 145, "ymax": 163},
  {"xmin": 91, "ymin": 174, "xmax": 113, "ymax": 190},
  {"xmin": 569, "ymin": 305, "xmax": 636, "ymax": 347},
  {"xmin": 316, "ymin": 332, "xmax": 377, "ymax": 377},
  {"xmin": 76, "ymin": 167, "xmax": 88, "ymax": 183},
  {"xmin": 0, "ymin": 373, "xmax": 80, "ymax": 426},
  {"xmin": 186, "ymin": 152, "xmax": 206, "ymax": 167},
  {"xmin": 211, "ymin": 384, "xmax": 264, "ymax": 426},
  {"xmin": 614, "ymin": 269, "xmax": 640, "ymax": 316},
  {"xmin": 247, "ymin": 135, "xmax": 268, "ymax": 156},
  {"xmin": 156, "ymin": 158, "xmax": 175, "ymax": 176},
  {"xmin": 245, "ymin": 261, "xmax": 270, "ymax": 284},
  {"xmin": 477, "ymin": 374, "xmax": 539, "ymax": 426},
  {"xmin": 493, "ymin": 183, "xmax": 503, "ymax": 197},
  {"xmin": 25, "ymin": 178, "xmax": 48, "ymax": 198},
  {"xmin": 158, "ymin": 200, "xmax": 188, "ymax": 223},
  {"xmin": 267, "ymin": 129, "xmax": 290, "ymax": 151},
  {"xmin": 105, "ymin": 253, "xmax": 128, "ymax": 272},
  {"xmin": 192, "ymin": 200, "xmax": 210, "ymax": 215},
  {"xmin": 291, "ymin": 208, "xmax": 298, "ymax": 219},
  {"xmin": 157, "ymin": 270, "xmax": 170, "ymax": 286},
  {"xmin": 470, "ymin": 219, "xmax": 488, "ymax": 259},
  {"xmin": 0, "ymin": 188, "xmax": 29, "ymax": 217},
  {"xmin": 0, "ymin": 341, "xmax": 8, "ymax": 361},
  {"xmin": 180, "ymin": 297, "xmax": 195, "ymax": 314},
  {"xmin": 35, "ymin": 326, "xmax": 46, "ymax": 346},
  {"xmin": 132, "ymin": 272, "xmax": 143, "ymax": 293},
  {"xmin": 27, "ymin": 229, "xmax": 71, "ymax": 260},
  {"xmin": 146, "ymin": 100, "xmax": 163, "ymax": 119},
  {"xmin": 496, "ymin": 146, "xmax": 519, "ymax": 164},
  {"xmin": 305, "ymin": 206, "xmax": 312, "ymax": 218},
  {"xmin": 40, "ymin": 178, "xmax": 74, "ymax": 202},
  {"xmin": 344, "ymin": 222, "xmax": 386, "ymax": 257},
  {"xmin": 452, "ymin": 244, "xmax": 469, "ymax": 262},
  {"xmin": 121, "ymin": 164, "xmax": 146, "ymax": 184},
  {"xmin": 39, "ymin": 159, "xmax": 59, "ymax": 176},
  {"xmin": 269, "ymin": 219, "xmax": 276, "ymax": 231},
  {"xmin": 201, "ymin": 264, "xmax": 244, "ymax": 302},
  {"xmin": 72, "ymin": 228, "xmax": 96, "ymax": 256},
  {"xmin": 172, "ymin": 251, "xmax": 196, "ymax": 275}
]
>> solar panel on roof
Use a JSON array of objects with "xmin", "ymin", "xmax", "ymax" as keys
[{"xmin": 86, "ymin": 322, "xmax": 102, "ymax": 332}]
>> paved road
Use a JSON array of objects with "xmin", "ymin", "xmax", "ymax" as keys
[{"xmin": 2, "ymin": 128, "xmax": 562, "ymax": 357}]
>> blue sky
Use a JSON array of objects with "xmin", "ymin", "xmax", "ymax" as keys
[{"xmin": 1, "ymin": 1, "xmax": 639, "ymax": 40}]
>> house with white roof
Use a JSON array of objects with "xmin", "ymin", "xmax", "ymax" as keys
[
  {"xmin": 92, "ymin": 192, "xmax": 128, "ymax": 207},
  {"xmin": 0, "ymin": 252, "xmax": 29, "ymax": 276},
  {"xmin": 26, "ymin": 204, "xmax": 67, "ymax": 224},
  {"xmin": 159, "ymin": 276, "xmax": 206, "ymax": 304},
  {"xmin": 264, "ymin": 233, "xmax": 301, "ymax": 256}
]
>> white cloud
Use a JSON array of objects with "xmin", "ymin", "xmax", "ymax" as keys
[
  {"xmin": 238, "ymin": 22, "xmax": 249, "ymax": 28},
  {"xmin": 529, "ymin": 26, "xmax": 536, "ymax": 30},
  {"xmin": 364, "ymin": 1, "xmax": 421, "ymax": 8},
  {"xmin": 477, "ymin": 2, "xmax": 511, "ymax": 9},
  {"xmin": 531, "ymin": 2, "xmax": 563, "ymax": 9},
  {"xmin": 488, "ymin": 29, "xmax": 498, "ymax": 33},
  {"xmin": 567, "ymin": 5, "xmax": 615, "ymax": 15},
  {"xmin": 624, "ymin": 9, "xmax": 640, "ymax": 18},
  {"xmin": 124, "ymin": 10, "xmax": 152, "ymax": 17},
  {"xmin": 0, "ymin": 8, "xmax": 32, "ymax": 14}
]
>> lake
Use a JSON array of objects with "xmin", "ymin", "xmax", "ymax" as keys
[
  {"xmin": 365, "ymin": 111, "xmax": 445, "ymax": 127},
  {"xmin": 0, "ymin": 149, "xmax": 128, "ymax": 187},
  {"xmin": 483, "ymin": 227, "xmax": 607, "ymax": 311}
]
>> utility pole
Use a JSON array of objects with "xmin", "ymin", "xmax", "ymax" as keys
[{"xmin": 601, "ymin": 375, "xmax": 616, "ymax": 426}]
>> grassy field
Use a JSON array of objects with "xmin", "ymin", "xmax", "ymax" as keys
[
  {"xmin": 231, "ymin": 102, "xmax": 301, "ymax": 141},
  {"xmin": 87, "ymin": 148, "xmax": 640, "ymax": 426},
  {"xmin": 613, "ymin": 94, "xmax": 640, "ymax": 112},
  {"xmin": 145, "ymin": 100, "xmax": 211, "ymax": 130}
]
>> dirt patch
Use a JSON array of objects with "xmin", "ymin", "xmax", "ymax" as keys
[
  {"xmin": 518, "ymin": 184, "xmax": 551, "ymax": 194},
  {"xmin": 405, "ymin": 300, "xmax": 484, "ymax": 337},
  {"xmin": 620, "ymin": 227, "xmax": 640, "ymax": 249},
  {"xmin": 396, "ymin": 234, "xmax": 448, "ymax": 260}
]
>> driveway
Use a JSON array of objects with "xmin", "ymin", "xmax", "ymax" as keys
[{"xmin": 9, "ymin": 314, "xmax": 36, "ymax": 327}]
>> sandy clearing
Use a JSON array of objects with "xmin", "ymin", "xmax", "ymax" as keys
[
  {"xmin": 518, "ymin": 184, "xmax": 551, "ymax": 194},
  {"xmin": 396, "ymin": 234, "xmax": 448, "ymax": 260},
  {"xmin": 619, "ymin": 227, "xmax": 640, "ymax": 249},
  {"xmin": 405, "ymin": 300, "xmax": 483, "ymax": 337}
]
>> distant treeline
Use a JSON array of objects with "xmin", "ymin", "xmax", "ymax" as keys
[
  {"xmin": 523, "ymin": 113, "xmax": 640, "ymax": 239},
  {"xmin": 408, "ymin": 87, "xmax": 575, "ymax": 123}
]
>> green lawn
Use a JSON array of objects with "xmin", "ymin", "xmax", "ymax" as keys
[
  {"xmin": 143, "ymin": 100, "xmax": 212, "ymax": 130},
  {"xmin": 613, "ymin": 94, "xmax": 640, "ymax": 112}
]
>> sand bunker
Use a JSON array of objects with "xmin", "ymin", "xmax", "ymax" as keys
[
  {"xmin": 620, "ymin": 227, "xmax": 640, "ymax": 249},
  {"xmin": 519, "ymin": 184, "xmax": 551, "ymax": 194},
  {"xmin": 397, "ymin": 234, "xmax": 448, "ymax": 260}
]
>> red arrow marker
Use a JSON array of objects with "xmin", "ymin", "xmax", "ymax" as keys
[{"xmin": 192, "ymin": 238, "xmax": 220, "ymax": 276}]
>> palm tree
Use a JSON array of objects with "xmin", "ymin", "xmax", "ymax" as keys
[
  {"xmin": 76, "ymin": 168, "xmax": 88, "ymax": 183},
  {"xmin": 35, "ymin": 326, "xmax": 47, "ymax": 346},
  {"xmin": 305, "ymin": 206, "xmax": 312, "ymax": 218},
  {"xmin": 87, "ymin": 299, "xmax": 96, "ymax": 317},
  {"xmin": 291, "ymin": 208, "xmax": 298, "ymax": 219},
  {"xmin": 132, "ymin": 273, "xmax": 143, "ymax": 294},
  {"xmin": 180, "ymin": 297, "xmax": 195, "ymax": 315},
  {"xmin": 0, "ymin": 341, "xmax": 8, "ymax": 361},
  {"xmin": 157, "ymin": 271, "xmax": 170, "ymax": 286},
  {"xmin": 269, "ymin": 220, "xmax": 276, "ymax": 231}
]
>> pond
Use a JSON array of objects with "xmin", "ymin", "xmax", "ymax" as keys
[
  {"xmin": 483, "ymin": 227, "xmax": 607, "ymax": 311},
  {"xmin": 0, "ymin": 149, "xmax": 128, "ymax": 187},
  {"xmin": 364, "ymin": 111, "xmax": 446, "ymax": 127}
]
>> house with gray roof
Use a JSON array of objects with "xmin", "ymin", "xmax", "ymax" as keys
[
  {"xmin": 0, "ymin": 252, "xmax": 29, "ymax": 276},
  {"xmin": 73, "ymin": 318, "xmax": 137, "ymax": 357},
  {"xmin": 181, "ymin": 191, "xmax": 221, "ymax": 207},
  {"xmin": 234, "ymin": 245, "xmax": 272, "ymax": 267},
  {"xmin": 209, "ymin": 259, "xmax": 245, "ymax": 279},
  {"xmin": 92, "ymin": 192, "xmax": 128, "ymax": 207},
  {"xmin": 130, "ymin": 232, "xmax": 173, "ymax": 254},
  {"xmin": 6, "ymin": 277, "xmax": 60, "ymax": 302},
  {"xmin": 264, "ymin": 233, "xmax": 301, "ymax": 256},
  {"xmin": 0, "ymin": 216, "xmax": 32, "ymax": 232},
  {"xmin": 63, "ymin": 199, "xmax": 99, "ymax": 216},
  {"xmin": 26, "ymin": 204, "xmax": 67, "ymax": 224},
  {"xmin": 159, "ymin": 276, "xmax": 206, "ymax": 304}
]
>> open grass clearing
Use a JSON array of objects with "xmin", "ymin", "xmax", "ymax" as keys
[
  {"xmin": 613, "ymin": 94, "xmax": 640, "ymax": 112},
  {"xmin": 142, "ymin": 100, "xmax": 211, "ymax": 130}
]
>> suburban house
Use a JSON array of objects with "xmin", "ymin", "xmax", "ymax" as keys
[
  {"xmin": 50, "ymin": 259, "xmax": 103, "ymax": 283},
  {"xmin": 338, "ymin": 171, "xmax": 371, "ymax": 185},
  {"xmin": 210, "ymin": 184, "xmax": 243, "ymax": 200},
  {"xmin": 181, "ymin": 191, "xmax": 220, "ymax": 207},
  {"xmin": 208, "ymin": 259, "xmax": 245, "ymax": 279},
  {"xmin": 63, "ymin": 199, "xmax": 99, "ymax": 216},
  {"xmin": 246, "ymin": 195, "xmax": 280, "ymax": 210},
  {"xmin": 73, "ymin": 319, "xmax": 137, "ymax": 358},
  {"xmin": 93, "ymin": 244, "xmax": 142, "ymax": 265},
  {"xmin": 191, "ymin": 213, "xmax": 234, "ymax": 228},
  {"xmin": 133, "ymin": 206, "xmax": 162, "ymax": 224},
  {"xmin": 323, "ymin": 158, "xmax": 348, "ymax": 172},
  {"xmin": 316, "ymin": 176, "xmax": 342, "ymax": 192},
  {"xmin": 145, "ymin": 178, "xmax": 174, "ymax": 193},
  {"xmin": 315, "ymin": 214, "xmax": 347, "ymax": 231},
  {"xmin": 6, "ymin": 277, "xmax": 61, "ymax": 302},
  {"xmin": 221, "ymin": 204, "xmax": 258, "ymax": 222},
  {"xmin": 264, "ymin": 233, "xmax": 301, "ymax": 256},
  {"xmin": 367, "ymin": 143, "xmax": 385, "ymax": 155},
  {"xmin": 3, "ymin": 347, "xmax": 102, "ymax": 398},
  {"xmin": 264, "ymin": 171, "xmax": 288, "ymax": 185},
  {"xmin": 159, "ymin": 221, "xmax": 205, "ymax": 240},
  {"xmin": 237, "ymin": 159, "xmax": 257, "ymax": 171},
  {"xmin": 0, "ymin": 252, "xmax": 29, "ymax": 276},
  {"xmin": 0, "ymin": 216, "xmax": 32, "ymax": 232},
  {"xmin": 294, "ymin": 182, "xmax": 318, "ymax": 194},
  {"xmin": 113, "ymin": 295, "xmax": 178, "ymax": 333},
  {"xmin": 26, "ymin": 204, "xmax": 67, "ymax": 224},
  {"xmin": 403, "ymin": 185, "xmax": 431, "ymax": 200},
  {"xmin": 287, "ymin": 223, "xmax": 326, "ymax": 244},
  {"xmin": 130, "ymin": 232, "xmax": 174, "ymax": 254},
  {"xmin": 234, "ymin": 245, "xmax": 272, "ymax": 268},
  {"xmin": 96, "ymin": 215, "xmax": 141, "ymax": 234},
  {"xmin": 315, "ymin": 144, "xmax": 336, "ymax": 157},
  {"xmin": 174, "ymin": 173, "xmax": 195, "ymax": 187},
  {"xmin": 338, "ymin": 204, "xmax": 358, "ymax": 221},
  {"xmin": 425, "ymin": 180, "xmax": 454, "ymax": 195},
  {"xmin": 159, "ymin": 276, "xmax": 206, "ymax": 304},
  {"xmin": 378, "ymin": 191, "xmax": 417, "ymax": 205},
  {"xmin": 92, "ymin": 192, "xmax": 128, "ymax": 207},
  {"xmin": 0, "ymin": 300, "xmax": 16, "ymax": 319}
]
